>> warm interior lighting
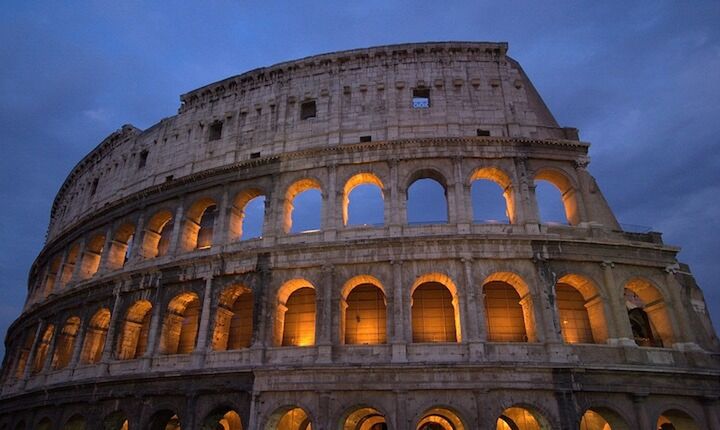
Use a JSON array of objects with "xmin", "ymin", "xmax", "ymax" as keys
[{"xmin": 281, "ymin": 287, "xmax": 316, "ymax": 347}]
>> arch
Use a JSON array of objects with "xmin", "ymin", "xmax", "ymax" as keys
[
  {"xmin": 266, "ymin": 407, "xmax": 313, "ymax": 430},
  {"xmin": 482, "ymin": 272, "xmax": 535, "ymax": 342},
  {"xmin": 202, "ymin": 407, "xmax": 244, "ymax": 430},
  {"xmin": 182, "ymin": 197, "xmax": 218, "ymax": 251},
  {"xmin": 52, "ymin": 316, "xmax": 81, "ymax": 369},
  {"xmin": 342, "ymin": 281, "xmax": 387, "ymax": 345},
  {"xmin": 79, "ymin": 308, "xmax": 111, "ymax": 364},
  {"xmin": 580, "ymin": 407, "xmax": 630, "ymax": 430},
  {"xmin": 212, "ymin": 285, "xmax": 254, "ymax": 351},
  {"xmin": 657, "ymin": 409, "xmax": 700, "ymax": 430},
  {"xmin": 36, "ymin": 418, "xmax": 52, "ymax": 430},
  {"xmin": 534, "ymin": 168, "xmax": 579, "ymax": 225},
  {"xmin": 624, "ymin": 278, "xmax": 674, "ymax": 347},
  {"xmin": 342, "ymin": 406, "xmax": 387, "ymax": 430},
  {"xmin": 148, "ymin": 410, "xmax": 181, "ymax": 430},
  {"xmin": 416, "ymin": 406, "xmax": 466, "ymax": 430},
  {"xmin": 496, "ymin": 405, "xmax": 551, "ymax": 430},
  {"xmin": 469, "ymin": 167, "xmax": 514, "ymax": 224},
  {"xmin": 62, "ymin": 415, "xmax": 86, "ymax": 430},
  {"xmin": 230, "ymin": 188, "xmax": 266, "ymax": 241},
  {"xmin": 411, "ymin": 273, "xmax": 460, "ymax": 343},
  {"xmin": 107, "ymin": 223, "xmax": 136, "ymax": 270},
  {"xmin": 32, "ymin": 324, "xmax": 55, "ymax": 373},
  {"xmin": 407, "ymin": 169, "xmax": 449, "ymax": 224},
  {"xmin": 13, "ymin": 325, "xmax": 37, "ymax": 378},
  {"xmin": 343, "ymin": 173, "xmax": 385, "ymax": 226},
  {"xmin": 284, "ymin": 178, "xmax": 323, "ymax": 234},
  {"xmin": 103, "ymin": 411, "xmax": 129, "ymax": 430},
  {"xmin": 80, "ymin": 234, "xmax": 106, "ymax": 279},
  {"xmin": 160, "ymin": 292, "xmax": 201, "ymax": 354},
  {"xmin": 143, "ymin": 210, "xmax": 174, "ymax": 258},
  {"xmin": 276, "ymin": 279, "xmax": 317, "ymax": 346},
  {"xmin": 60, "ymin": 242, "xmax": 81, "ymax": 286},
  {"xmin": 556, "ymin": 274, "xmax": 607, "ymax": 344},
  {"xmin": 117, "ymin": 299, "xmax": 153, "ymax": 360},
  {"xmin": 42, "ymin": 256, "xmax": 62, "ymax": 297}
]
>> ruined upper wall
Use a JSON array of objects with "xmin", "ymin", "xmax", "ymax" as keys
[{"xmin": 47, "ymin": 42, "xmax": 576, "ymax": 241}]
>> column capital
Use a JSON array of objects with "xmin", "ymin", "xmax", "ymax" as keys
[{"xmin": 600, "ymin": 261, "xmax": 615, "ymax": 269}]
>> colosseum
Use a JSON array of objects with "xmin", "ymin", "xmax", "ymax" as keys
[{"xmin": 1, "ymin": 42, "xmax": 718, "ymax": 430}]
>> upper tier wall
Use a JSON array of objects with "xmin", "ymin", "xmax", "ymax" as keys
[{"xmin": 47, "ymin": 42, "xmax": 574, "ymax": 241}]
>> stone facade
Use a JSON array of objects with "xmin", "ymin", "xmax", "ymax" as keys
[{"xmin": 1, "ymin": 42, "xmax": 718, "ymax": 430}]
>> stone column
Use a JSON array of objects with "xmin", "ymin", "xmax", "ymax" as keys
[
  {"xmin": 515, "ymin": 156, "xmax": 540, "ymax": 228},
  {"xmin": 317, "ymin": 391, "xmax": 331, "ymax": 430},
  {"xmin": 68, "ymin": 319, "xmax": 87, "ymax": 368},
  {"xmin": 98, "ymin": 225, "xmax": 115, "ymax": 273},
  {"xmin": 664, "ymin": 266, "xmax": 698, "ymax": 348},
  {"xmin": 21, "ymin": 321, "xmax": 45, "ymax": 381},
  {"xmin": 388, "ymin": 158, "xmax": 402, "ymax": 235},
  {"xmin": 212, "ymin": 186, "xmax": 230, "ymax": 247},
  {"xmin": 390, "ymin": 260, "xmax": 407, "ymax": 362},
  {"xmin": 100, "ymin": 285, "xmax": 123, "ymax": 364},
  {"xmin": 41, "ymin": 326, "xmax": 60, "ymax": 373},
  {"xmin": 323, "ymin": 164, "xmax": 338, "ymax": 242},
  {"xmin": 143, "ymin": 292, "xmax": 164, "ymax": 358},
  {"xmin": 69, "ymin": 237, "xmax": 88, "ymax": 283},
  {"xmin": 128, "ymin": 212, "xmax": 145, "ymax": 263},
  {"xmin": 461, "ymin": 258, "xmax": 481, "ymax": 342},
  {"xmin": 316, "ymin": 265, "xmax": 334, "ymax": 363},
  {"xmin": 702, "ymin": 397, "xmax": 720, "ymax": 430},
  {"xmin": 194, "ymin": 276, "xmax": 214, "ymax": 359},
  {"xmin": 168, "ymin": 202, "xmax": 185, "ymax": 256},
  {"xmin": 601, "ymin": 262, "xmax": 635, "ymax": 345},
  {"xmin": 452, "ymin": 156, "xmax": 470, "ymax": 230},
  {"xmin": 631, "ymin": 394, "xmax": 652, "ymax": 430}
]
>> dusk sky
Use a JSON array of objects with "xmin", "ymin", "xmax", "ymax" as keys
[{"xmin": 1, "ymin": 1, "xmax": 719, "ymax": 359}]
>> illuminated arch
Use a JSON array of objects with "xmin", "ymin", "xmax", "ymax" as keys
[
  {"xmin": 51, "ymin": 316, "xmax": 81, "ymax": 370},
  {"xmin": 341, "ymin": 275, "xmax": 387, "ymax": 345},
  {"xmin": 469, "ymin": 166, "xmax": 515, "ymax": 223},
  {"xmin": 32, "ymin": 324, "xmax": 55, "ymax": 373},
  {"xmin": 556, "ymin": 274, "xmax": 608, "ymax": 344},
  {"xmin": 580, "ymin": 407, "xmax": 630, "ymax": 430},
  {"xmin": 342, "ymin": 406, "xmax": 388, "ymax": 430},
  {"xmin": 482, "ymin": 272, "xmax": 535, "ymax": 342},
  {"xmin": 59, "ymin": 242, "xmax": 81, "ymax": 286},
  {"xmin": 406, "ymin": 169, "xmax": 449, "ymax": 225},
  {"xmin": 79, "ymin": 234, "xmax": 105, "ymax": 279},
  {"xmin": 212, "ymin": 284, "xmax": 254, "ymax": 351},
  {"xmin": 411, "ymin": 273, "xmax": 461, "ymax": 343},
  {"xmin": 229, "ymin": 188, "xmax": 266, "ymax": 240},
  {"xmin": 142, "ymin": 210, "xmax": 174, "ymax": 258},
  {"xmin": 497, "ymin": 405, "xmax": 552, "ymax": 430},
  {"xmin": 42, "ymin": 256, "xmax": 61, "ymax": 297},
  {"xmin": 117, "ymin": 299, "xmax": 152, "ymax": 360},
  {"xmin": 265, "ymin": 406, "xmax": 313, "ymax": 430},
  {"xmin": 80, "ymin": 308, "xmax": 111, "ymax": 364},
  {"xmin": 62, "ymin": 415, "xmax": 86, "ymax": 430},
  {"xmin": 657, "ymin": 409, "xmax": 700, "ymax": 430},
  {"xmin": 276, "ymin": 279, "xmax": 317, "ymax": 347},
  {"xmin": 534, "ymin": 168, "xmax": 580, "ymax": 225},
  {"xmin": 284, "ymin": 178, "xmax": 323, "ymax": 234},
  {"xmin": 13, "ymin": 326, "xmax": 37, "ymax": 378},
  {"xmin": 343, "ymin": 172, "xmax": 385, "ymax": 226},
  {"xmin": 183, "ymin": 197, "xmax": 218, "ymax": 251},
  {"xmin": 202, "ymin": 407, "xmax": 244, "ymax": 430},
  {"xmin": 106, "ymin": 223, "xmax": 135, "ymax": 270},
  {"xmin": 148, "ymin": 410, "xmax": 181, "ymax": 430},
  {"xmin": 624, "ymin": 278, "xmax": 674, "ymax": 347},
  {"xmin": 416, "ymin": 406, "xmax": 466, "ymax": 430},
  {"xmin": 102, "ymin": 411, "xmax": 129, "ymax": 430},
  {"xmin": 160, "ymin": 292, "xmax": 201, "ymax": 354}
]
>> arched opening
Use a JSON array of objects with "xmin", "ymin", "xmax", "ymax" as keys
[
  {"xmin": 149, "ymin": 410, "xmax": 181, "ymax": 430},
  {"xmin": 483, "ymin": 273, "xmax": 534, "ymax": 342},
  {"xmin": 580, "ymin": 407, "xmax": 630, "ymax": 430},
  {"xmin": 276, "ymin": 280, "xmax": 316, "ymax": 347},
  {"xmin": 411, "ymin": 274, "xmax": 460, "ymax": 343},
  {"xmin": 284, "ymin": 179, "xmax": 322, "ymax": 234},
  {"xmin": 42, "ymin": 256, "xmax": 61, "ymax": 297},
  {"xmin": 183, "ymin": 198, "xmax": 218, "ymax": 251},
  {"xmin": 103, "ymin": 411, "xmax": 129, "ymax": 430},
  {"xmin": 343, "ymin": 407, "xmax": 387, "ymax": 430},
  {"xmin": 270, "ymin": 407, "xmax": 312, "ymax": 430},
  {"xmin": 36, "ymin": 419, "xmax": 51, "ymax": 430},
  {"xmin": 160, "ymin": 292, "xmax": 201, "ymax": 354},
  {"xmin": 556, "ymin": 275, "xmax": 608, "ymax": 344},
  {"xmin": 52, "ymin": 316, "xmax": 81, "ymax": 369},
  {"xmin": 416, "ymin": 407, "xmax": 465, "ymax": 430},
  {"xmin": 657, "ymin": 409, "xmax": 699, "ymax": 430},
  {"xmin": 80, "ymin": 308, "xmax": 111, "ymax": 364},
  {"xmin": 79, "ymin": 234, "xmax": 105, "ymax": 279},
  {"xmin": 31, "ymin": 324, "xmax": 55, "ymax": 373},
  {"xmin": 342, "ymin": 279, "xmax": 387, "ymax": 345},
  {"xmin": 534, "ymin": 169, "xmax": 579, "ymax": 225},
  {"xmin": 60, "ymin": 243, "xmax": 81, "ymax": 286},
  {"xmin": 13, "ymin": 326, "xmax": 37, "ymax": 378},
  {"xmin": 62, "ymin": 415, "xmax": 86, "ymax": 430},
  {"xmin": 407, "ymin": 171, "xmax": 449, "ymax": 224},
  {"xmin": 106, "ymin": 223, "xmax": 135, "ymax": 270},
  {"xmin": 117, "ymin": 300, "xmax": 153, "ymax": 360},
  {"xmin": 343, "ymin": 173, "xmax": 385, "ymax": 227},
  {"xmin": 202, "ymin": 408, "xmax": 243, "ymax": 430},
  {"xmin": 624, "ymin": 278, "xmax": 674, "ymax": 347},
  {"xmin": 229, "ymin": 188, "xmax": 266, "ymax": 241},
  {"xmin": 470, "ymin": 167, "xmax": 514, "ymax": 224},
  {"xmin": 496, "ymin": 406, "xmax": 550, "ymax": 430},
  {"xmin": 212, "ymin": 285, "xmax": 254, "ymax": 351},
  {"xmin": 142, "ymin": 210, "xmax": 174, "ymax": 258}
]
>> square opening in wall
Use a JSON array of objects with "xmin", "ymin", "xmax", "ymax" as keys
[
  {"xmin": 360, "ymin": 135, "xmax": 372, "ymax": 143},
  {"xmin": 300, "ymin": 100, "xmax": 317, "ymax": 120},
  {"xmin": 412, "ymin": 88, "xmax": 430, "ymax": 108},
  {"xmin": 476, "ymin": 129, "xmax": 491, "ymax": 137},
  {"xmin": 208, "ymin": 121, "xmax": 223, "ymax": 141}
]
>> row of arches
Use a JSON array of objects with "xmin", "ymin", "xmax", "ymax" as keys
[
  {"xmin": 10, "ymin": 271, "xmax": 677, "ymax": 379},
  {"xmin": 35, "ymin": 166, "xmax": 583, "ymax": 301},
  {"xmin": 9, "ymin": 404, "xmax": 702, "ymax": 429}
]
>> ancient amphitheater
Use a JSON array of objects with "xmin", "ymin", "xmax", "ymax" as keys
[{"xmin": 1, "ymin": 42, "xmax": 718, "ymax": 430}]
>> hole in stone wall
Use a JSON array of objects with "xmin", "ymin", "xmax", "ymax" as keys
[
  {"xmin": 209, "ymin": 121, "xmax": 223, "ymax": 141},
  {"xmin": 412, "ymin": 88, "xmax": 430, "ymax": 108},
  {"xmin": 300, "ymin": 100, "xmax": 316, "ymax": 120},
  {"xmin": 407, "ymin": 178, "xmax": 447, "ymax": 224}
]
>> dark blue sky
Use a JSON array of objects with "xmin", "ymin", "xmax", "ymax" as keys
[{"xmin": 1, "ymin": 1, "xmax": 719, "ymax": 359}]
